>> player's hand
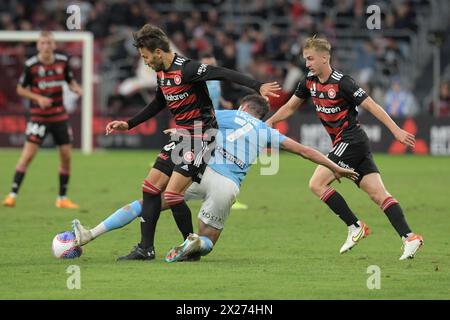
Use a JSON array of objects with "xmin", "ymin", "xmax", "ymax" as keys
[
  {"xmin": 73, "ymin": 87, "xmax": 83, "ymax": 96},
  {"xmin": 265, "ymin": 119, "xmax": 274, "ymax": 128},
  {"xmin": 37, "ymin": 96, "xmax": 52, "ymax": 109},
  {"xmin": 333, "ymin": 168, "xmax": 359, "ymax": 183},
  {"xmin": 105, "ymin": 121, "xmax": 129, "ymax": 135},
  {"xmin": 163, "ymin": 128, "xmax": 177, "ymax": 135},
  {"xmin": 394, "ymin": 128, "xmax": 415, "ymax": 148},
  {"xmin": 260, "ymin": 82, "xmax": 281, "ymax": 100}
]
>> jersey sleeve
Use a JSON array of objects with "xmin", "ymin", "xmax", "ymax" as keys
[
  {"xmin": 127, "ymin": 87, "xmax": 166, "ymax": 129},
  {"xmin": 293, "ymin": 78, "xmax": 310, "ymax": 99},
  {"xmin": 64, "ymin": 59, "xmax": 75, "ymax": 83},
  {"xmin": 262, "ymin": 122, "xmax": 287, "ymax": 149},
  {"xmin": 18, "ymin": 65, "xmax": 32, "ymax": 87},
  {"xmin": 339, "ymin": 75, "xmax": 368, "ymax": 106},
  {"xmin": 182, "ymin": 60, "xmax": 262, "ymax": 92}
]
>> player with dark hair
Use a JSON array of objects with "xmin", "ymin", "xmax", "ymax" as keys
[
  {"xmin": 73, "ymin": 94, "xmax": 359, "ymax": 262},
  {"xmin": 3, "ymin": 31, "xmax": 82, "ymax": 209},
  {"xmin": 266, "ymin": 36, "xmax": 423, "ymax": 260},
  {"xmin": 105, "ymin": 24, "xmax": 281, "ymax": 260}
]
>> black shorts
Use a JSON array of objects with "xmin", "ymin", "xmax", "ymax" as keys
[
  {"xmin": 25, "ymin": 120, "xmax": 73, "ymax": 146},
  {"xmin": 327, "ymin": 139, "xmax": 379, "ymax": 185},
  {"xmin": 153, "ymin": 134, "xmax": 216, "ymax": 184}
]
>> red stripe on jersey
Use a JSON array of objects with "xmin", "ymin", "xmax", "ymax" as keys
[
  {"xmin": 314, "ymin": 83, "xmax": 339, "ymax": 92},
  {"xmin": 32, "ymin": 74, "xmax": 65, "ymax": 83},
  {"xmin": 167, "ymin": 94, "xmax": 197, "ymax": 110},
  {"xmin": 324, "ymin": 120, "xmax": 349, "ymax": 136},
  {"xmin": 31, "ymin": 86, "xmax": 63, "ymax": 94},
  {"xmin": 30, "ymin": 106, "xmax": 65, "ymax": 115},
  {"xmin": 312, "ymin": 96, "xmax": 346, "ymax": 106},
  {"xmin": 175, "ymin": 122, "xmax": 204, "ymax": 130},
  {"xmin": 30, "ymin": 114, "xmax": 68, "ymax": 122},
  {"xmin": 174, "ymin": 108, "xmax": 201, "ymax": 122},
  {"xmin": 161, "ymin": 84, "xmax": 193, "ymax": 95},
  {"xmin": 318, "ymin": 109, "xmax": 349, "ymax": 122},
  {"xmin": 157, "ymin": 69, "xmax": 182, "ymax": 79},
  {"xmin": 31, "ymin": 63, "xmax": 65, "ymax": 73}
]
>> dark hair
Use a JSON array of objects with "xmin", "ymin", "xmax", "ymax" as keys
[
  {"xmin": 240, "ymin": 94, "xmax": 270, "ymax": 119},
  {"xmin": 133, "ymin": 24, "xmax": 170, "ymax": 52}
]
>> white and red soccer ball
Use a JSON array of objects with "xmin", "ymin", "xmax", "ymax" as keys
[{"xmin": 52, "ymin": 231, "xmax": 82, "ymax": 259}]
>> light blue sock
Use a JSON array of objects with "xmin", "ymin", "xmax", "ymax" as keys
[
  {"xmin": 199, "ymin": 236, "xmax": 213, "ymax": 256},
  {"xmin": 102, "ymin": 200, "xmax": 142, "ymax": 231}
]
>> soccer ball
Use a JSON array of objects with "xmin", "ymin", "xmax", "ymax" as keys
[{"xmin": 52, "ymin": 231, "xmax": 82, "ymax": 259}]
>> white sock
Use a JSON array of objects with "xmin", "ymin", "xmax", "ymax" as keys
[
  {"xmin": 9, "ymin": 192, "xmax": 17, "ymax": 198},
  {"xmin": 90, "ymin": 223, "xmax": 107, "ymax": 238},
  {"xmin": 58, "ymin": 196, "xmax": 67, "ymax": 200}
]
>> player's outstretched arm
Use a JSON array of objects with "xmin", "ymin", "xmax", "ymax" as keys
[
  {"xmin": 359, "ymin": 97, "xmax": 415, "ymax": 148},
  {"xmin": 280, "ymin": 137, "xmax": 359, "ymax": 182},
  {"xmin": 69, "ymin": 79, "xmax": 83, "ymax": 96},
  {"xmin": 266, "ymin": 95, "xmax": 304, "ymax": 127}
]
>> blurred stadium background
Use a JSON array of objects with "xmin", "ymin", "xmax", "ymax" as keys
[{"xmin": 0, "ymin": 0, "xmax": 449, "ymax": 154}]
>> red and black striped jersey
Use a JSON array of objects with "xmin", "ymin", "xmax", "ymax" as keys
[
  {"xmin": 295, "ymin": 69, "xmax": 369, "ymax": 145},
  {"xmin": 127, "ymin": 53, "xmax": 262, "ymax": 135},
  {"xmin": 18, "ymin": 53, "xmax": 74, "ymax": 123}
]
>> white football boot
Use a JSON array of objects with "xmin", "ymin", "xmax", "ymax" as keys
[
  {"xmin": 72, "ymin": 219, "xmax": 94, "ymax": 246},
  {"xmin": 165, "ymin": 233, "xmax": 201, "ymax": 262},
  {"xmin": 399, "ymin": 234, "xmax": 424, "ymax": 260},
  {"xmin": 339, "ymin": 220, "xmax": 370, "ymax": 254}
]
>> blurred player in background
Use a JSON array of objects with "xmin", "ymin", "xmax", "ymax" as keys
[
  {"xmin": 266, "ymin": 36, "xmax": 423, "ymax": 260},
  {"xmin": 105, "ymin": 24, "xmax": 281, "ymax": 261},
  {"xmin": 73, "ymin": 94, "xmax": 359, "ymax": 262},
  {"xmin": 200, "ymin": 52, "xmax": 248, "ymax": 211},
  {"xmin": 3, "ymin": 31, "xmax": 82, "ymax": 209}
]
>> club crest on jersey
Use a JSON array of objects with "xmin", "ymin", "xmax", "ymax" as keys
[
  {"xmin": 38, "ymin": 66, "xmax": 46, "ymax": 77},
  {"xmin": 328, "ymin": 88, "xmax": 336, "ymax": 99},
  {"xmin": 183, "ymin": 151, "xmax": 195, "ymax": 163},
  {"xmin": 174, "ymin": 75, "xmax": 182, "ymax": 85}
]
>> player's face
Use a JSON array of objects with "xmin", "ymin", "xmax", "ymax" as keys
[
  {"xmin": 37, "ymin": 36, "xmax": 56, "ymax": 57},
  {"xmin": 139, "ymin": 47, "xmax": 165, "ymax": 72},
  {"xmin": 303, "ymin": 48, "xmax": 328, "ymax": 76}
]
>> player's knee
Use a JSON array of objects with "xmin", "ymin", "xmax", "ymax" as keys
[
  {"xmin": 368, "ymin": 191, "xmax": 388, "ymax": 206},
  {"xmin": 308, "ymin": 178, "xmax": 323, "ymax": 196}
]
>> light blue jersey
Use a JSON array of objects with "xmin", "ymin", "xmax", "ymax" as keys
[
  {"xmin": 207, "ymin": 80, "xmax": 222, "ymax": 110},
  {"xmin": 209, "ymin": 110, "xmax": 287, "ymax": 187}
]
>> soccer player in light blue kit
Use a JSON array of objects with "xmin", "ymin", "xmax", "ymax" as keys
[{"xmin": 72, "ymin": 95, "xmax": 358, "ymax": 262}]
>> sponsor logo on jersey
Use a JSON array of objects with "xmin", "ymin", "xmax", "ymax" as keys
[
  {"xmin": 197, "ymin": 63, "xmax": 208, "ymax": 75},
  {"xmin": 315, "ymin": 105, "xmax": 342, "ymax": 114},
  {"xmin": 164, "ymin": 92, "xmax": 189, "ymax": 101},
  {"xmin": 328, "ymin": 88, "xmax": 336, "ymax": 99},
  {"xmin": 37, "ymin": 80, "xmax": 66, "ymax": 90}
]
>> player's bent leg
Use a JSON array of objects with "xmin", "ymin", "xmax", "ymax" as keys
[
  {"xmin": 3, "ymin": 142, "xmax": 40, "ymax": 207},
  {"xmin": 308, "ymin": 165, "xmax": 336, "ymax": 197},
  {"xmin": 165, "ymin": 172, "xmax": 195, "ymax": 241},
  {"xmin": 359, "ymin": 173, "xmax": 423, "ymax": 260}
]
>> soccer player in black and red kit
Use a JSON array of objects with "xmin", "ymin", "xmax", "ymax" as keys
[
  {"xmin": 267, "ymin": 36, "xmax": 423, "ymax": 260},
  {"xmin": 3, "ymin": 31, "xmax": 82, "ymax": 209},
  {"xmin": 105, "ymin": 24, "xmax": 281, "ymax": 260}
]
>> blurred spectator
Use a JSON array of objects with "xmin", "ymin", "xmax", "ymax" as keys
[
  {"xmin": 384, "ymin": 77, "xmax": 419, "ymax": 117},
  {"xmin": 428, "ymin": 82, "xmax": 450, "ymax": 117}
]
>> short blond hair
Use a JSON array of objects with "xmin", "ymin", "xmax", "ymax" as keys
[{"xmin": 303, "ymin": 35, "xmax": 331, "ymax": 53}]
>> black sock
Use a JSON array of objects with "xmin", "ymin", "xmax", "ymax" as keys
[
  {"xmin": 59, "ymin": 173, "xmax": 70, "ymax": 197},
  {"xmin": 321, "ymin": 187, "xmax": 359, "ymax": 227},
  {"xmin": 11, "ymin": 170, "xmax": 26, "ymax": 194},
  {"xmin": 139, "ymin": 190, "xmax": 162, "ymax": 249},
  {"xmin": 381, "ymin": 197, "xmax": 412, "ymax": 238},
  {"xmin": 170, "ymin": 201, "xmax": 193, "ymax": 240}
]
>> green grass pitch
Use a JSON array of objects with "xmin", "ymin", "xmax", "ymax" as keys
[{"xmin": 0, "ymin": 149, "xmax": 449, "ymax": 299}]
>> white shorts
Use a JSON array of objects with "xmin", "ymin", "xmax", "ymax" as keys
[{"xmin": 185, "ymin": 166, "xmax": 240, "ymax": 230}]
